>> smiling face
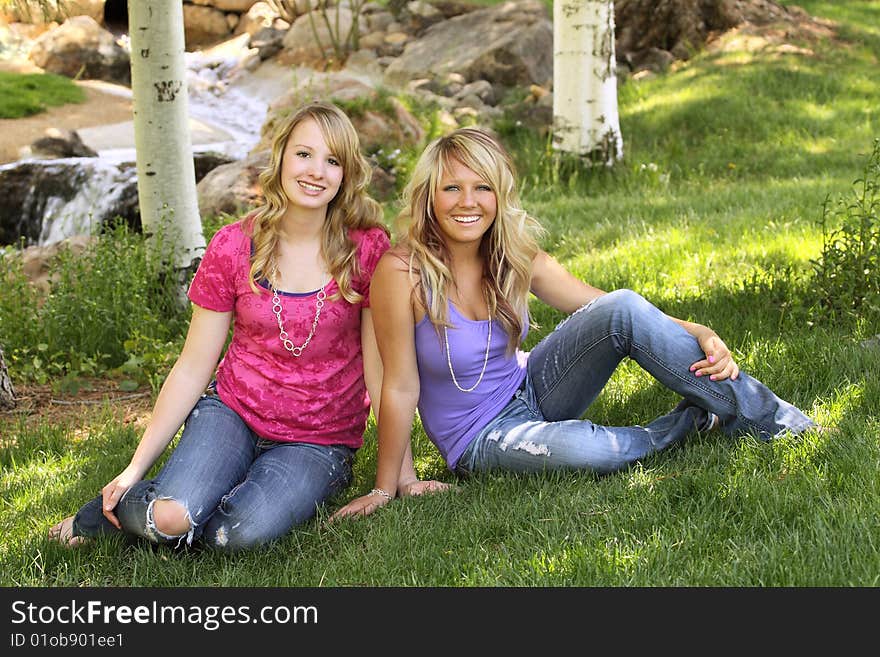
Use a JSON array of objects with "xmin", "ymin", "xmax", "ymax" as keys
[
  {"xmin": 280, "ymin": 117, "xmax": 344, "ymax": 215},
  {"xmin": 432, "ymin": 156, "xmax": 498, "ymax": 249}
]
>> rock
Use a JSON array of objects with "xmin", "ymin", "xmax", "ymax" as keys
[
  {"xmin": 197, "ymin": 149, "xmax": 270, "ymax": 218},
  {"xmin": 194, "ymin": 151, "xmax": 238, "ymax": 183},
  {"xmin": 249, "ymin": 26, "xmax": 286, "ymax": 59},
  {"xmin": 28, "ymin": 15, "xmax": 131, "ymax": 85},
  {"xmin": 18, "ymin": 234, "xmax": 94, "ymax": 295},
  {"xmin": 184, "ymin": 4, "xmax": 233, "ymax": 49},
  {"xmin": 254, "ymin": 70, "xmax": 378, "ymax": 152},
  {"xmin": 235, "ymin": 1, "xmax": 282, "ymax": 36},
  {"xmin": 29, "ymin": 129, "xmax": 98, "ymax": 159},
  {"xmin": 8, "ymin": 0, "xmax": 105, "ymax": 25},
  {"xmin": 626, "ymin": 47, "xmax": 676, "ymax": 75},
  {"xmin": 383, "ymin": 0, "xmax": 552, "ymax": 90},
  {"xmin": 279, "ymin": 6, "xmax": 364, "ymax": 67}
]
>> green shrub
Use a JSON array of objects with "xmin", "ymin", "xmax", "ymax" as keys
[
  {"xmin": 0, "ymin": 223, "xmax": 190, "ymax": 385},
  {"xmin": 810, "ymin": 139, "xmax": 880, "ymax": 321}
]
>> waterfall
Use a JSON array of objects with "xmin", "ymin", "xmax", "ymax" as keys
[
  {"xmin": 0, "ymin": 34, "xmax": 271, "ymax": 248},
  {"xmin": 0, "ymin": 158, "xmax": 139, "ymax": 247}
]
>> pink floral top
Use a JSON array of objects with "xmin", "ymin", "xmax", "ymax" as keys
[{"xmin": 187, "ymin": 219, "xmax": 390, "ymax": 447}]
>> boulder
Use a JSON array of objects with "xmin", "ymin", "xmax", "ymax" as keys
[
  {"xmin": 28, "ymin": 15, "xmax": 131, "ymax": 85},
  {"xmin": 197, "ymin": 149, "xmax": 270, "ymax": 218},
  {"xmin": 255, "ymin": 69, "xmax": 424, "ymax": 155},
  {"xmin": 279, "ymin": 6, "xmax": 364, "ymax": 67},
  {"xmin": 184, "ymin": 4, "xmax": 233, "ymax": 49},
  {"xmin": 28, "ymin": 129, "xmax": 98, "ymax": 160},
  {"xmin": 384, "ymin": 0, "xmax": 552, "ymax": 91}
]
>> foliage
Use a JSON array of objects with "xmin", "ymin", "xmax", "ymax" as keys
[
  {"xmin": 0, "ymin": 223, "xmax": 190, "ymax": 388},
  {"xmin": 809, "ymin": 140, "xmax": 880, "ymax": 321},
  {"xmin": 0, "ymin": 71, "xmax": 85, "ymax": 119},
  {"xmin": 2, "ymin": 0, "xmax": 880, "ymax": 587}
]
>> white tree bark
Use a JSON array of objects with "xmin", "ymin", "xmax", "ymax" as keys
[
  {"xmin": 0, "ymin": 344, "xmax": 15, "ymax": 411},
  {"xmin": 553, "ymin": 0, "xmax": 623, "ymax": 165},
  {"xmin": 128, "ymin": 0, "xmax": 205, "ymax": 271}
]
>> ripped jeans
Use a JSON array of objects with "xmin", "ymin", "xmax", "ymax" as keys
[
  {"xmin": 70, "ymin": 393, "xmax": 354, "ymax": 551},
  {"xmin": 455, "ymin": 289, "xmax": 815, "ymax": 476}
]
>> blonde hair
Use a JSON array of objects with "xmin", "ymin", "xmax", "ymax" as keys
[
  {"xmin": 247, "ymin": 101, "xmax": 386, "ymax": 303},
  {"xmin": 397, "ymin": 128, "xmax": 544, "ymax": 353}
]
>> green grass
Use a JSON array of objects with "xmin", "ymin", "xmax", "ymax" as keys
[
  {"xmin": 1, "ymin": 1, "xmax": 879, "ymax": 586},
  {"xmin": 0, "ymin": 71, "xmax": 86, "ymax": 119}
]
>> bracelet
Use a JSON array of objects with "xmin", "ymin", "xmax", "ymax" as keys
[{"xmin": 368, "ymin": 487, "xmax": 393, "ymax": 501}]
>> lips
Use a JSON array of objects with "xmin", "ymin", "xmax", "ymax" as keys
[
  {"xmin": 452, "ymin": 215, "xmax": 481, "ymax": 224},
  {"xmin": 298, "ymin": 180, "xmax": 325, "ymax": 192}
]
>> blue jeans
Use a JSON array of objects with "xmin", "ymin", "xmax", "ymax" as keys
[
  {"xmin": 456, "ymin": 289, "xmax": 814, "ymax": 475},
  {"xmin": 71, "ymin": 393, "xmax": 354, "ymax": 551}
]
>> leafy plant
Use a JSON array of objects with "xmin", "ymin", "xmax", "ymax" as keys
[
  {"xmin": 810, "ymin": 139, "xmax": 880, "ymax": 321},
  {"xmin": 0, "ymin": 222, "xmax": 190, "ymax": 384}
]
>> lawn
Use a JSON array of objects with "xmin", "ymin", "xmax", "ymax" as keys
[{"xmin": 0, "ymin": 0, "xmax": 878, "ymax": 586}]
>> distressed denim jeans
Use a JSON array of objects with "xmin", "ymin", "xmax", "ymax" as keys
[
  {"xmin": 457, "ymin": 289, "xmax": 814, "ymax": 475},
  {"xmin": 71, "ymin": 393, "xmax": 354, "ymax": 551}
]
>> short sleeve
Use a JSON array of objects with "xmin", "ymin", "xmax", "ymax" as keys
[
  {"xmin": 353, "ymin": 226, "xmax": 391, "ymax": 308},
  {"xmin": 187, "ymin": 223, "xmax": 247, "ymax": 312}
]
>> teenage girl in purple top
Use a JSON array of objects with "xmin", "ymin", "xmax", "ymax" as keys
[
  {"xmin": 332, "ymin": 127, "xmax": 817, "ymax": 519},
  {"xmin": 48, "ymin": 102, "xmax": 441, "ymax": 550}
]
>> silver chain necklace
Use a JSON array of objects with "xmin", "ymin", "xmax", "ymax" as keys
[
  {"xmin": 271, "ymin": 284, "xmax": 327, "ymax": 357},
  {"xmin": 444, "ymin": 305, "xmax": 492, "ymax": 393}
]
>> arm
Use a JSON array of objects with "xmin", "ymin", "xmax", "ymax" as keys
[
  {"xmin": 331, "ymin": 254, "xmax": 426, "ymax": 520},
  {"xmin": 530, "ymin": 250, "xmax": 605, "ymax": 313},
  {"xmin": 101, "ymin": 305, "xmax": 231, "ymax": 527},
  {"xmin": 360, "ymin": 308, "xmax": 427, "ymax": 491}
]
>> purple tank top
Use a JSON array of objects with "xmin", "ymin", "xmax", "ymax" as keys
[{"xmin": 415, "ymin": 302, "xmax": 527, "ymax": 470}]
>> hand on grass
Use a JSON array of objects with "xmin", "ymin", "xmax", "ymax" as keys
[
  {"xmin": 398, "ymin": 479, "xmax": 451, "ymax": 497},
  {"xmin": 329, "ymin": 491, "xmax": 392, "ymax": 522}
]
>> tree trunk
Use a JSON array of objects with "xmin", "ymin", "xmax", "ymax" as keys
[
  {"xmin": 553, "ymin": 0, "xmax": 623, "ymax": 165},
  {"xmin": 128, "ymin": 0, "xmax": 205, "ymax": 274},
  {"xmin": 0, "ymin": 344, "xmax": 15, "ymax": 411},
  {"xmin": 614, "ymin": 0, "xmax": 743, "ymax": 62}
]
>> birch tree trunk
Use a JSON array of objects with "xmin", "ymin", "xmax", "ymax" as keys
[
  {"xmin": 128, "ymin": 0, "xmax": 205, "ymax": 273},
  {"xmin": 0, "ymin": 344, "xmax": 15, "ymax": 411},
  {"xmin": 553, "ymin": 0, "xmax": 623, "ymax": 165}
]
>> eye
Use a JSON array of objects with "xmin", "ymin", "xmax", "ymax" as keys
[
  {"xmin": 476, "ymin": 184, "xmax": 493, "ymax": 192},
  {"xmin": 296, "ymin": 150, "xmax": 311, "ymax": 158},
  {"xmin": 328, "ymin": 156, "xmax": 340, "ymax": 166},
  {"xmin": 442, "ymin": 184, "xmax": 460, "ymax": 192}
]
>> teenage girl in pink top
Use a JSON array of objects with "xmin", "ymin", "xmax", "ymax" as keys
[{"xmin": 49, "ymin": 102, "xmax": 442, "ymax": 550}]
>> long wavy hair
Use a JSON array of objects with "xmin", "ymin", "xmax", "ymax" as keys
[
  {"xmin": 397, "ymin": 128, "xmax": 544, "ymax": 353},
  {"xmin": 247, "ymin": 101, "xmax": 386, "ymax": 303}
]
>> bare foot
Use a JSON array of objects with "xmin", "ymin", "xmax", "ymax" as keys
[{"xmin": 47, "ymin": 516, "xmax": 87, "ymax": 547}]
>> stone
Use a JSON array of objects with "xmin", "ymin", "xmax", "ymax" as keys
[
  {"xmin": 197, "ymin": 149, "xmax": 270, "ymax": 219},
  {"xmin": 383, "ymin": 0, "xmax": 552, "ymax": 90},
  {"xmin": 29, "ymin": 129, "xmax": 98, "ymax": 159},
  {"xmin": 28, "ymin": 15, "xmax": 131, "ymax": 85}
]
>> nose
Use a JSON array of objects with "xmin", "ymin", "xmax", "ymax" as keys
[
  {"xmin": 306, "ymin": 158, "xmax": 325, "ymax": 179},
  {"xmin": 459, "ymin": 188, "xmax": 477, "ymax": 207}
]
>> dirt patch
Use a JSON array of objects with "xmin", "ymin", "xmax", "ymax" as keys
[
  {"xmin": 2, "ymin": 378, "xmax": 153, "ymax": 432},
  {"xmin": 0, "ymin": 80, "xmax": 133, "ymax": 164}
]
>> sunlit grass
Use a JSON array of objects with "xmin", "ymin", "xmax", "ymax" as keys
[{"xmin": 1, "ymin": 1, "xmax": 879, "ymax": 586}]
